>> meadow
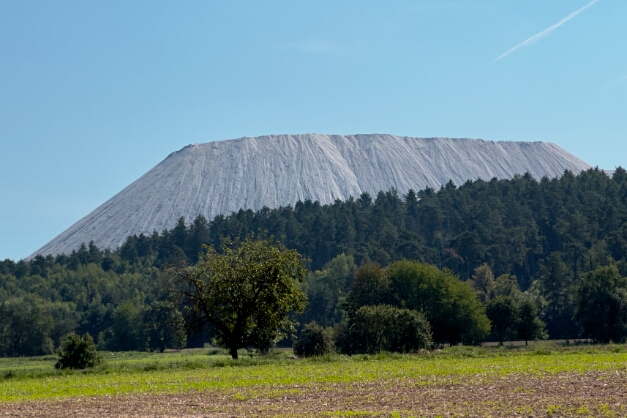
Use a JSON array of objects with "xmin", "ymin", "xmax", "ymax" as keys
[{"xmin": 1, "ymin": 343, "xmax": 626, "ymax": 417}]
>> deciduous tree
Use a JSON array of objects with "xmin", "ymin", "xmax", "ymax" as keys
[
  {"xmin": 144, "ymin": 301, "xmax": 186, "ymax": 352},
  {"xmin": 387, "ymin": 260, "xmax": 490, "ymax": 345},
  {"xmin": 516, "ymin": 299, "xmax": 546, "ymax": 345},
  {"xmin": 486, "ymin": 296, "xmax": 517, "ymax": 346},
  {"xmin": 575, "ymin": 265, "xmax": 627, "ymax": 343},
  {"xmin": 168, "ymin": 237, "xmax": 307, "ymax": 359}
]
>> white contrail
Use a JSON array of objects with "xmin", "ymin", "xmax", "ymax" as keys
[{"xmin": 491, "ymin": 0, "xmax": 599, "ymax": 64}]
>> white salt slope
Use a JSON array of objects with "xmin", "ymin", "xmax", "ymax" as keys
[{"xmin": 31, "ymin": 134, "xmax": 592, "ymax": 257}]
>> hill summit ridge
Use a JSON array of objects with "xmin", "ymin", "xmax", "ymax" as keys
[{"xmin": 32, "ymin": 134, "xmax": 591, "ymax": 257}]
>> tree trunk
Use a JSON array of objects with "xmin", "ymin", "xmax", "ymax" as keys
[{"xmin": 230, "ymin": 346, "xmax": 239, "ymax": 360}]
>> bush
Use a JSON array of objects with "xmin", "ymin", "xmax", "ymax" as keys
[
  {"xmin": 55, "ymin": 333, "xmax": 102, "ymax": 370},
  {"xmin": 294, "ymin": 322, "xmax": 333, "ymax": 357},
  {"xmin": 387, "ymin": 260, "xmax": 490, "ymax": 345},
  {"xmin": 335, "ymin": 305, "xmax": 432, "ymax": 354}
]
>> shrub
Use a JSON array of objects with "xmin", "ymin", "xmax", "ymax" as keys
[
  {"xmin": 386, "ymin": 308, "xmax": 433, "ymax": 353},
  {"xmin": 294, "ymin": 322, "xmax": 333, "ymax": 357},
  {"xmin": 335, "ymin": 305, "xmax": 432, "ymax": 354},
  {"xmin": 387, "ymin": 260, "xmax": 490, "ymax": 345},
  {"xmin": 55, "ymin": 333, "xmax": 102, "ymax": 370}
]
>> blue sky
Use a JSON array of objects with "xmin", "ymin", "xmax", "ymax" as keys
[{"xmin": 1, "ymin": 0, "xmax": 625, "ymax": 260}]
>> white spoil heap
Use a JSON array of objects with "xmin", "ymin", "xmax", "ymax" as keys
[{"xmin": 31, "ymin": 134, "xmax": 591, "ymax": 257}]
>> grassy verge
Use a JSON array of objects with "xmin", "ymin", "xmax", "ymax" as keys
[{"xmin": 0, "ymin": 342, "xmax": 626, "ymax": 403}]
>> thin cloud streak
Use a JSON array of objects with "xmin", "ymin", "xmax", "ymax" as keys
[{"xmin": 491, "ymin": 0, "xmax": 599, "ymax": 64}]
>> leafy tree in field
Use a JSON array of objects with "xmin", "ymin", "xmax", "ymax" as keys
[
  {"xmin": 168, "ymin": 237, "xmax": 307, "ymax": 359},
  {"xmin": 486, "ymin": 296, "xmax": 518, "ymax": 346},
  {"xmin": 517, "ymin": 299, "xmax": 546, "ymax": 345},
  {"xmin": 575, "ymin": 265, "xmax": 627, "ymax": 343},
  {"xmin": 293, "ymin": 321, "xmax": 333, "ymax": 357},
  {"xmin": 386, "ymin": 260, "xmax": 490, "ymax": 345},
  {"xmin": 55, "ymin": 333, "xmax": 101, "ymax": 369},
  {"xmin": 144, "ymin": 301, "xmax": 187, "ymax": 352},
  {"xmin": 335, "ymin": 305, "xmax": 431, "ymax": 354}
]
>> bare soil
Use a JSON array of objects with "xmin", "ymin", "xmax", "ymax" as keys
[{"xmin": 2, "ymin": 371, "xmax": 626, "ymax": 417}]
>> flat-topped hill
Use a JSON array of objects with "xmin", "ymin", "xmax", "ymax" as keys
[{"xmin": 31, "ymin": 134, "xmax": 591, "ymax": 257}]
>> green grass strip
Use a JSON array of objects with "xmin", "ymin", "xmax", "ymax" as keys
[{"xmin": 1, "ymin": 349, "xmax": 627, "ymax": 402}]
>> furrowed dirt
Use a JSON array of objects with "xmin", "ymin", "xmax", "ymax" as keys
[{"xmin": 2, "ymin": 370, "xmax": 626, "ymax": 417}]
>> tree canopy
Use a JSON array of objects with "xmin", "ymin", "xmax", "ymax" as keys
[
  {"xmin": 3, "ymin": 168, "xmax": 627, "ymax": 355},
  {"xmin": 386, "ymin": 260, "xmax": 490, "ymax": 345},
  {"xmin": 575, "ymin": 265, "xmax": 627, "ymax": 343},
  {"xmin": 167, "ymin": 237, "xmax": 308, "ymax": 359}
]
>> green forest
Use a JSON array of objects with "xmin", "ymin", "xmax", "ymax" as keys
[{"xmin": 2, "ymin": 167, "xmax": 627, "ymax": 356}]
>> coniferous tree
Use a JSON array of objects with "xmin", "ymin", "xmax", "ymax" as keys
[
  {"xmin": 537, "ymin": 252, "xmax": 575, "ymax": 339},
  {"xmin": 4, "ymin": 168, "xmax": 627, "ymax": 355}
]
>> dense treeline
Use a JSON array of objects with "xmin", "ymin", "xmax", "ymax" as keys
[
  {"xmin": 110, "ymin": 167, "xmax": 627, "ymax": 283},
  {"xmin": 2, "ymin": 167, "xmax": 627, "ymax": 355}
]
